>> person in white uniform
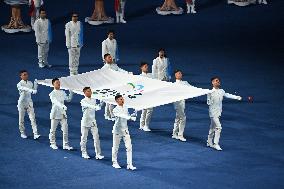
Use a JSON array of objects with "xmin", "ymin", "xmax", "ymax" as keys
[
  {"xmin": 49, "ymin": 78, "xmax": 73, "ymax": 150},
  {"xmin": 207, "ymin": 76, "xmax": 242, "ymax": 151},
  {"xmin": 80, "ymin": 87, "xmax": 104, "ymax": 160},
  {"xmin": 152, "ymin": 48, "xmax": 172, "ymax": 81},
  {"xmin": 34, "ymin": 9, "xmax": 52, "ymax": 68},
  {"xmin": 185, "ymin": 0, "xmax": 196, "ymax": 14},
  {"xmin": 115, "ymin": 0, "xmax": 127, "ymax": 23},
  {"xmin": 65, "ymin": 13, "xmax": 83, "ymax": 76},
  {"xmin": 101, "ymin": 53, "xmax": 130, "ymax": 120},
  {"xmin": 29, "ymin": 0, "xmax": 43, "ymax": 29},
  {"xmin": 172, "ymin": 70, "xmax": 191, "ymax": 142},
  {"xmin": 139, "ymin": 62, "xmax": 153, "ymax": 132},
  {"xmin": 17, "ymin": 70, "xmax": 40, "ymax": 139},
  {"xmin": 102, "ymin": 30, "xmax": 118, "ymax": 63},
  {"xmin": 112, "ymin": 95, "xmax": 137, "ymax": 170}
]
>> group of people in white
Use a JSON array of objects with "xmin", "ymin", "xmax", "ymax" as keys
[
  {"xmin": 18, "ymin": 7, "xmax": 244, "ymax": 171},
  {"xmin": 17, "ymin": 48, "xmax": 242, "ymax": 171}
]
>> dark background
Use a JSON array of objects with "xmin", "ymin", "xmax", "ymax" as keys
[{"xmin": 0, "ymin": 0, "xmax": 283, "ymax": 188}]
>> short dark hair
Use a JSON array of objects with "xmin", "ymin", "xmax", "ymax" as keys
[
  {"xmin": 115, "ymin": 94, "xmax": 123, "ymax": 101},
  {"xmin": 104, "ymin": 53, "xmax": 111, "ymax": 59},
  {"xmin": 107, "ymin": 30, "xmax": 114, "ymax": 35},
  {"xmin": 211, "ymin": 76, "xmax": 220, "ymax": 82},
  {"xmin": 158, "ymin": 48, "xmax": 165, "ymax": 53},
  {"xmin": 174, "ymin": 70, "xmax": 182, "ymax": 74},
  {"xmin": 83, "ymin": 87, "xmax": 91, "ymax": 93},
  {"xmin": 39, "ymin": 8, "xmax": 46, "ymax": 13},
  {"xmin": 52, "ymin": 78, "xmax": 59, "ymax": 85},
  {"xmin": 19, "ymin": 70, "xmax": 28, "ymax": 75},
  {"xmin": 140, "ymin": 62, "xmax": 148, "ymax": 68}
]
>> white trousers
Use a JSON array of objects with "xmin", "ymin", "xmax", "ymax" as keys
[
  {"xmin": 105, "ymin": 103, "xmax": 114, "ymax": 118},
  {"xmin": 173, "ymin": 108, "xmax": 186, "ymax": 137},
  {"xmin": 207, "ymin": 117, "xmax": 222, "ymax": 145},
  {"xmin": 112, "ymin": 131, "xmax": 133, "ymax": 166},
  {"xmin": 139, "ymin": 108, "xmax": 153, "ymax": 129},
  {"xmin": 80, "ymin": 123, "xmax": 102, "ymax": 155},
  {"xmin": 68, "ymin": 47, "xmax": 81, "ymax": 75},
  {"xmin": 49, "ymin": 118, "xmax": 69, "ymax": 146},
  {"xmin": 38, "ymin": 43, "xmax": 49, "ymax": 66},
  {"xmin": 18, "ymin": 103, "xmax": 38, "ymax": 135}
]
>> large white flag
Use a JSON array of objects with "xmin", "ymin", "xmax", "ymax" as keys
[{"xmin": 37, "ymin": 68, "xmax": 211, "ymax": 110}]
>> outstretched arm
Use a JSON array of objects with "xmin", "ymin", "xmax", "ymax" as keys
[{"xmin": 224, "ymin": 93, "xmax": 242, "ymax": 100}]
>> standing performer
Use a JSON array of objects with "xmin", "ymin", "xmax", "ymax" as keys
[
  {"xmin": 185, "ymin": 0, "xmax": 196, "ymax": 14},
  {"xmin": 152, "ymin": 48, "xmax": 172, "ymax": 81},
  {"xmin": 207, "ymin": 77, "xmax": 242, "ymax": 151},
  {"xmin": 29, "ymin": 0, "xmax": 43, "ymax": 29},
  {"xmin": 2, "ymin": 0, "xmax": 31, "ymax": 33},
  {"xmin": 101, "ymin": 53, "xmax": 129, "ymax": 120},
  {"xmin": 65, "ymin": 13, "xmax": 83, "ymax": 76},
  {"xmin": 115, "ymin": 0, "xmax": 127, "ymax": 23},
  {"xmin": 112, "ymin": 95, "xmax": 137, "ymax": 170},
  {"xmin": 102, "ymin": 30, "xmax": 118, "ymax": 63},
  {"xmin": 156, "ymin": 0, "xmax": 183, "ymax": 15},
  {"xmin": 17, "ymin": 70, "xmax": 40, "ymax": 139},
  {"xmin": 49, "ymin": 78, "xmax": 73, "ymax": 150},
  {"xmin": 34, "ymin": 9, "xmax": 52, "ymax": 68},
  {"xmin": 80, "ymin": 87, "xmax": 104, "ymax": 160},
  {"xmin": 172, "ymin": 70, "xmax": 191, "ymax": 142},
  {"xmin": 139, "ymin": 62, "xmax": 153, "ymax": 132}
]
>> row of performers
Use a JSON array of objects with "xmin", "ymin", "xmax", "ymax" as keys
[{"xmin": 1, "ymin": 0, "xmax": 268, "ymax": 33}]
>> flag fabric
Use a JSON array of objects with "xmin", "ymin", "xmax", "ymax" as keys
[{"xmin": 37, "ymin": 68, "xmax": 211, "ymax": 110}]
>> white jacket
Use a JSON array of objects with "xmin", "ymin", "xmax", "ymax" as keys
[
  {"xmin": 49, "ymin": 89, "xmax": 72, "ymax": 119},
  {"xmin": 102, "ymin": 38, "xmax": 117, "ymax": 60},
  {"xmin": 80, "ymin": 97, "xmax": 101, "ymax": 127},
  {"xmin": 17, "ymin": 80, "xmax": 37, "ymax": 108},
  {"xmin": 101, "ymin": 63, "xmax": 128, "ymax": 73},
  {"xmin": 207, "ymin": 88, "xmax": 241, "ymax": 118},
  {"xmin": 65, "ymin": 21, "xmax": 83, "ymax": 48},
  {"xmin": 173, "ymin": 80, "xmax": 192, "ymax": 110},
  {"xmin": 112, "ymin": 105, "xmax": 132, "ymax": 135},
  {"xmin": 152, "ymin": 57, "xmax": 171, "ymax": 80},
  {"xmin": 34, "ymin": 18, "xmax": 51, "ymax": 44}
]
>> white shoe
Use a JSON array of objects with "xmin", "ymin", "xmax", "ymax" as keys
[
  {"xmin": 50, "ymin": 144, "xmax": 58, "ymax": 150},
  {"xmin": 139, "ymin": 126, "xmax": 144, "ymax": 130},
  {"xmin": 127, "ymin": 165, "xmax": 137, "ymax": 171},
  {"xmin": 207, "ymin": 142, "xmax": 214, "ymax": 148},
  {"xmin": 39, "ymin": 63, "xmax": 45, "ymax": 68},
  {"xmin": 143, "ymin": 127, "xmax": 151, "ymax": 132},
  {"xmin": 21, "ymin": 133, "xmax": 27, "ymax": 139},
  {"xmin": 33, "ymin": 134, "xmax": 41, "ymax": 140},
  {"xmin": 172, "ymin": 134, "xmax": 178, "ymax": 139},
  {"xmin": 95, "ymin": 155, "xmax": 104, "ymax": 160},
  {"xmin": 213, "ymin": 144, "xmax": 222, "ymax": 151},
  {"xmin": 63, "ymin": 145, "xmax": 74, "ymax": 151},
  {"xmin": 263, "ymin": 0, "xmax": 267, "ymax": 4},
  {"xmin": 178, "ymin": 136, "xmax": 187, "ymax": 142},
  {"xmin": 112, "ymin": 162, "xmax": 121, "ymax": 169},
  {"xmin": 82, "ymin": 153, "xmax": 90, "ymax": 159},
  {"xmin": 191, "ymin": 9, "xmax": 197, "ymax": 14},
  {"xmin": 120, "ymin": 18, "xmax": 127, "ymax": 24}
]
